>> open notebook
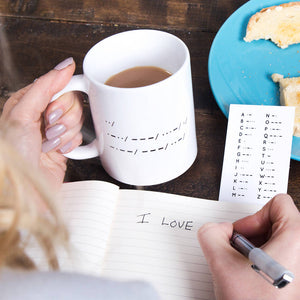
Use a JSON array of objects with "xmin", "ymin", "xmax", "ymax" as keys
[{"xmin": 28, "ymin": 180, "xmax": 261, "ymax": 300}]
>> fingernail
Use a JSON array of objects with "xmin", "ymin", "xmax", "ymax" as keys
[
  {"xmin": 48, "ymin": 108, "xmax": 64, "ymax": 125},
  {"xmin": 59, "ymin": 141, "xmax": 72, "ymax": 154},
  {"xmin": 46, "ymin": 124, "xmax": 66, "ymax": 140},
  {"xmin": 54, "ymin": 57, "xmax": 74, "ymax": 70},
  {"xmin": 42, "ymin": 137, "xmax": 61, "ymax": 153}
]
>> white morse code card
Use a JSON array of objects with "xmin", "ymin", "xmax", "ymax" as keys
[{"xmin": 219, "ymin": 104, "xmax": 295, "ymax": 205}]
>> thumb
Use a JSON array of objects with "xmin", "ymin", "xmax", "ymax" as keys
[
  {"xmin": 233, "ymin": 194, "xmax": 299, "ymax": 246},
  {"xmin": 9, "ymin": 57, "xmax": 75, "ymax": 123}
]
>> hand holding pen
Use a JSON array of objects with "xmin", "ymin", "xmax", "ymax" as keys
[
  {"xmin": 230, "ymin": 231, "xmax": 294, "ymax": 288},
  {"xmin": 198, "ymin": 194, "xmax": 300, "ymax": 300}
]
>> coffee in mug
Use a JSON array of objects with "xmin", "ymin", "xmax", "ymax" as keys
[
  {"xmin": 52, "ymin": 29, "xmax": 197, "ymax": 186},
  {"xmin": 105, "ymin": 66, "xmax": 172, "ymax": 88}
]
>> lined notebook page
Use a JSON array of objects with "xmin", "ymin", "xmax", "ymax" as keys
[
  {"xmin": 58, "ymin": 181, "xmax": 119, "ymax": 275},
  {"xmin": 26, "ymin": 181, "xmax": 119, "ymax": 275},
  {"xmin": 102, "ymin": 190, "xmax": 261, "ymax": 300}
]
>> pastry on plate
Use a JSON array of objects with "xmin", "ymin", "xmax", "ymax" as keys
[
  {"xmin": 272, "ymin": 73, "xmax": 300, "ymax": 136},
  {"xmin": 244, "ymin": 2, "xmax": 300, "ymax": 49}
]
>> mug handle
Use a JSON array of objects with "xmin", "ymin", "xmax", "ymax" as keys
[{"xmin": 51, "ymin": 74, "xmax": 99, "ymax": 159}]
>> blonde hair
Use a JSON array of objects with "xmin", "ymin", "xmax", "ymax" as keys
[{"xmin": 0, "ymin": 122, "xmax": 68, "ymax": 271}]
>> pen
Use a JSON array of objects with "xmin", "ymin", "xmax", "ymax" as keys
[{"xmin": 230, "ymin": 231, "xmax": 294, "ymax": 288}]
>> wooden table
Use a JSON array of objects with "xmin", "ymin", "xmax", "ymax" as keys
[{"xmin": 1, "ymin": 0, "xmax": 299, "ymax": 208}]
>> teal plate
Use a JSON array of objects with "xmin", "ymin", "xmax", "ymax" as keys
[{"xmin": 208, "ymin": 0, "xmax": 300, "ymax": 160}]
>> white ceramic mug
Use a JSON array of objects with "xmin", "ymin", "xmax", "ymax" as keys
[{"xmin": 53, "ymin": 29, "xmax": 197, "ymax": 186}]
